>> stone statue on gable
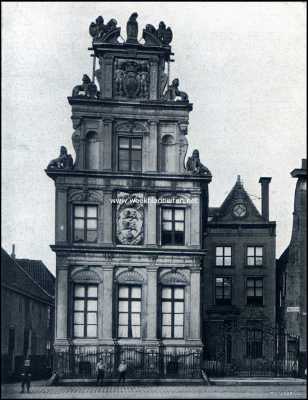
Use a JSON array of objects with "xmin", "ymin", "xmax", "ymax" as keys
[
  {"xmin": 47, "ymin": 146, "xmax": 73, "ymax": 170},
  {"xmin": 186, "ymin": 149, "xmax": 210, "ymax": 175}
]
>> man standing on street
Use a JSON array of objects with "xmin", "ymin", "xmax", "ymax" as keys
[
  {"xmin": 20, "ymin": 358, "xmax": 31, "ymax": 393},
  {"xmin": 96, "ymin": 358, "xmax": 105, "ymax": 386}
]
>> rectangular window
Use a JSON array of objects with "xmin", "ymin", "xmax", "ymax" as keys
[
  {"xmin": 73, "ymin": 205, "xmax": 98, "ymax": 243},
  {"xmin": 118, "ymin": 286, "xmax": 141, "ymax": 338},
  {"xmin": 247, "ymin": 246, "xmax": 263, "ymax": 266},
  {"xmin": 73, "ymin": 284, "xmax": 98, "ymax": 338},
  {"xmin": 118, "ymin": 136, "xmax": 142, "ymax": 172},
  {"xmin": 215, "ymin": 277, "xmax": 232, "ymax": 305},
  {"xmin": 161, "ymin": 208, "xmax": 185, "ymax": 245},
  {"xmin": 215, "ymin": 246, "xmax": 232, "ymax": 267},
  {"xmin": 246, "ymin": 327, "xmax": 263, "ymax": 358},
  {"xmin": 161, "ymin": 286, "xmax": 184, "ymax": 338},
  {"xmin": 246, "ymin": 278, "xmax": 263, "ymax": 306}
]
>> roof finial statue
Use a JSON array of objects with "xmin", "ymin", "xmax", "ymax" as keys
[
  {"xmin": 47, "ymin": 146, "xmax": 73, "ymax": 170},
  {"xmin": 163, "ymin": 78, "xmax": 189, "ymax": 102},
  {"xmin": 186, "ymin": 150, "xmax": 211, "ymax": 175},
  {"xmin": 126, "ymin": 12, "xmax": 138, "ymax": 44}
]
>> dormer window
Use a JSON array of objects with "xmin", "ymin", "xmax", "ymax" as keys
[{"xmin": 118, "ymin": 136, "xmax": 142, "ymax": 172}]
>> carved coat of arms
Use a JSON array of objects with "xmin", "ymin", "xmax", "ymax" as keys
[
  {"xmin": 114, "ymin": 59, "xmax": 149, "ymax": 99},
  {"xmin": 116, "ymin": 192, "xmax": 144, "ymax": 245}
]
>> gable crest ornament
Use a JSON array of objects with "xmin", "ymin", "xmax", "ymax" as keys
[{"xmin": 114, "ymin": 59, "xmax": 150, "ymax": 99}]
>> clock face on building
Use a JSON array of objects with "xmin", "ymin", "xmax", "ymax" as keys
[{"xmin": 233, "ymin": 203, "xmax": 247, "ymax": 218}]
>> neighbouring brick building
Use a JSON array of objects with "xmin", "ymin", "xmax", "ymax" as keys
[
  {"xmin": 1, "ymin": 247, "xmax": 55, "ymax": 381},
  {"xmin": 276, "ymin": 159, "xmax": 307, "ymax": 376},
  {"xmin": 202, "ymin": 176, "xmax": 277, "ymax": 375},
  {"xmin": 46, "ymin": 13, "xmax": 211, "ymax": 379}
]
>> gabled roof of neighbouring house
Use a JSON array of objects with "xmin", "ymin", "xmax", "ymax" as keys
[
  {"xmin": 209, "ymin": 176, "xmax": 264, "ymax": 224},
  {"xmin": 16, "ymin": 258, "xmax": 55, "ymax": 297},
  {"xmin": 1, "ymin": 248, "xmax": 53, "ymax": 304}
]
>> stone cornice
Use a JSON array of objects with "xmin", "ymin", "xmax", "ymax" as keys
[
  {"xmin": 45, "ymin": 169, "xmax": 212, "ymax": 183},
  {"xmin": 50, "ymin": 244, "xmax": 207, "ymax": 257}
]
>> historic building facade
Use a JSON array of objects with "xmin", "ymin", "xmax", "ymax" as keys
[
  {"xmin": 276, "ymin": 159, "xmax": 307, "ymax": 376},
  {"xmin": 46, "ymin": 13, "xmax": 211, "ymax": 377},
  {"xmin": 202, "ymin": 176, "xmax": 277, "ymax": 375},
  {"xmin": 1, "ymin": 247, "xmax": 55, "ymax": 381}
]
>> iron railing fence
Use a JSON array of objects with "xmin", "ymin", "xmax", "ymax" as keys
[{"xmin": 53, "ymin": 344, "xmax": 203, "ymax": 379}]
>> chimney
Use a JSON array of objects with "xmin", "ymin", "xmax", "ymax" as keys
[
  {"xmin": 259, "ymin": 177, "xmax": 271, "ymax": 221},
  {"xmin": 11, "ymin": 244, "xmax": 16, "ymax": 259}
]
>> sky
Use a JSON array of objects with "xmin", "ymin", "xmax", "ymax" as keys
[{"xmin": 2, "ymin": 2, "xmax": 306, "ymax": 276}]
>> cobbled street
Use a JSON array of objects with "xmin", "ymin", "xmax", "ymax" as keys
[{"xmin": 1, "ymin": 382, "xmax": 307, "ymax": 399}]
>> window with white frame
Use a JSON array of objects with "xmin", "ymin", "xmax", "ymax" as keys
[
  {"xmin": 73, "ymin": 284, "xmax": 98, "ymax": 338},
  {"xmin": 215, "ymin": 246, "xmax": 232, "ymax": 267},
  {"xmin": 247, "ymin": 246, "xmax": 263, "ymax": 266},
  {"xmin": 118, "ymin": 286, "xmax": 141, "ymax": 338},
  {"xmin": 161, "ymin": 286, "xmax": 184, "ymax": 338}
]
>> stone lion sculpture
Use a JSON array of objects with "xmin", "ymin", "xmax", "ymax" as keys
[
  {"xmin": 163, "ymin": 78, "xmax": 189, "ymax": 102},
  {"xmin": 186, "ymin": 149, "xmax": 210, "ymax": 175},
  {"xmin": 47, "ymin": 146, "xmax": 73, "ymax": 170}
]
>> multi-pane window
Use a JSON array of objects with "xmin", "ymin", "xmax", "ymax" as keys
[
  {"xmin": 215, "ymin": 277, "xmax": 232, "ymax": 305},
  {"xmin": 246, "ymin": 278, "xmax": 263, "ymax": 306},
  {"xmin": 247, "ymin": 246, "xmax": 263, "ymax": 266},
  {"xmin": 118, "ymin": 286, "xmax": 141, "ymax": 338},
  {"xmin": 246, "ymin": 328, "xmax": 263, "ymax": 358},
  {"xmin": 73, "ymin": 205, "xmax": 98, "ymax": 242},
  {"xmin": 215, "ymin": 247, "xmax": 232, "ymax": 267},
  {"xmin": 118, "ymin": 137, "xmax": 142, "ymax": 171},
  {"xmin": 161, "ymin": 208, "xmax": 185, "ymax": 245},
  {"xmin": 73, "ymin": 284, "xmax": 98, "ymax": 338},
  {"xmin": 161, "ymin": 287, "xmax": 184, "ymax": 338}
]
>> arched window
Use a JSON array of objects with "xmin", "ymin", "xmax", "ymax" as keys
[{"xmin": 85, "ymin": 131, "xmax": 99, "ymax": 170}]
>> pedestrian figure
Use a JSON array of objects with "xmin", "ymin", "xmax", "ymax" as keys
[
  {"xmin": 20, "ymin": 358, "xmax": 31, "ymax": 393},
  {"xmin": 96, "ymin": 358, "xmax": 105, "ymax": 386},
  {"xmin": 118, "ymin": 359, "xmax": 127, "ymax": 385}
]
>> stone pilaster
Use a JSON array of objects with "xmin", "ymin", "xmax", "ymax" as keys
[
  {"xmin": 149, "ymin": 58, "xmax": 158, "ymax": 100},
  {"xmin": 102, "ymin": 266, "xmax": 114, "ymax": 341},
  {"xmin": 103, "ymin": 55, "xmax": 114, "ymax": 98},
  {"xmin": 98, "ymin": 277, "xmax": 104, "ymax": 339},
  {"xmin": 148, "ymin": 120, "xmax": 158, "ymax": 172},
  {"xmin": 55, "ymin": 188, "xmax": 67, "ymax": 243},
  {"xmin": 102, "ymin": 118, "xmax": 113, "ymax": 171},
  {"xmin": 146, "ymin": 266, "xmax": 158, "ymax": 340},
  {"xmin": 102, "ymin": 190, "xmax": 113, "ymax": 244},
  {"xmin": 147, "ymin": 193, "xmax": 157, "ymax": 246},
  {"xmin": 189, "ymin": 267, "xmax": 201, "ymax": 340},
  {"xmin": 55, "ymin": 267, "xmax": 68, "ymax": 340},
  {"xmin": 190, "ymin": 194, "xmax": 200, "ymax": 246}
]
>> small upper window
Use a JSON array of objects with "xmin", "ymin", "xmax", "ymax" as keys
[
  {"xmin": 161, "ymin": 208, "xmax": 185, "ymax": 245},
  {"xmin": 216, "ymin": 247, "xmax": 232, "ymax": 267},
  {"xmin": 247, "ymin": 247, "xmax": 263, "ymax": 266},
  {"xmin": 73, "ymin": 205, "xmax": 98, "ymax": 242},
  {"xmin": 118, "ymin": 137, "xmax": 142, "ymax": 172}
]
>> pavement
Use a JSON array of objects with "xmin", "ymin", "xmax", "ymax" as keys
[{"xmin": 1, "ymin": 379, "xmax": 307, "ymax": 399}]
